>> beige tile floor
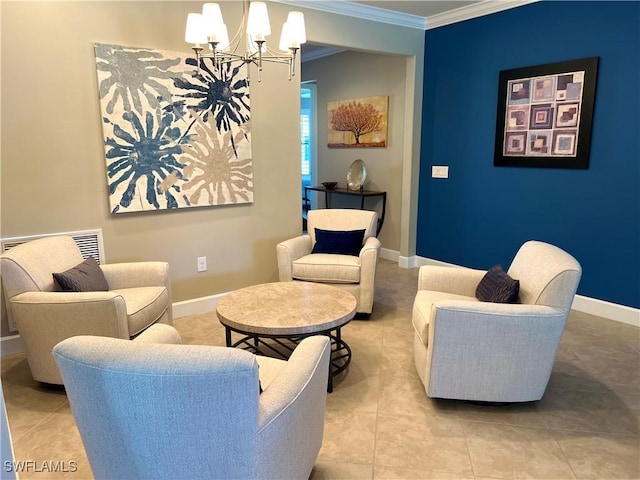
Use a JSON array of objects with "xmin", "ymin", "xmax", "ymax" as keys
[{"xmin": 2, "ymin": 259, "xmax": 639, "ymax": 479}]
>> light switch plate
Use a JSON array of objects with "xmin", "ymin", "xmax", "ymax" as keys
[{"xmin": 432, "ymin": 165, "xmax": 449, "ymax": 178}]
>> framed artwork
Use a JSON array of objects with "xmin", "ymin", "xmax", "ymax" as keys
[
  {"xmin": 327, "ymin": 95, "xmax": 388, "ymax": 148},
  {"xmin": 95, "ymin": 43, "xmax": 253, "ymax": 214},
  {"xmin": 494, "ymin": 57, "xmax": 598, "ymax": 169}
]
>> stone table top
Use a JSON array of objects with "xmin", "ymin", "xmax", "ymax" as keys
[{"xmin": 216, "ymin": 281, "xmax": 357, "ymax": 336}]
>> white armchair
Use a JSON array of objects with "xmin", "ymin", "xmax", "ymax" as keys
[
  {"xmin": 0, "ymin": 235, "xmax": 179, "ymax": 385},
  {"xmin": 53, "ymin": 335, "xmax": 331, "ymax": 480},
  {"xmin": 413, "ymin": 240, "xmax": 582, "ymax": 403},
  {"xmin": 277, "ymin": 209, "xmax": 381, "ymax": 314}
]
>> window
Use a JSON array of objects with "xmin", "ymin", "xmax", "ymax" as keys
[{"xmin": 301, "ymin": 84, "xmax": 316, "ymax": 192}]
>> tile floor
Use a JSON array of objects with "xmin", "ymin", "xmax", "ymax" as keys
[{"xmin": 1, "ymin": 259, "xmax": 639, "ymax": 479}]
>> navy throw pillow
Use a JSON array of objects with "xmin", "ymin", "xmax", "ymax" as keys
[
  {"xmin": 311, "ymin": 228, "xmax": 366, "ymax": 257},
  {"xmin": 53, "ymin": 256, "xmax": 109, "ymax": 292},
  {"xmin": 475, "ymin": 265, "xmax": 520, "ymax": 303}
]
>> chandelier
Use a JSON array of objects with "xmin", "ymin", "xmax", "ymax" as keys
[{"xmin": 185, "ymin": 1, "xmax": 307, "ymax": 82}]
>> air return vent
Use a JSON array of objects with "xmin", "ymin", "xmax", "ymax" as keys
[{"xmin": 1, "ymin": 229, "xmax": 104, "ymax": 263}]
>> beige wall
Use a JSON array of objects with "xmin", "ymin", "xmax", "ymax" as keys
[
  {"xmin": 302, "ymin": 51, "xmax": 407, "ymax": 251},
  {"xmin": 0, "ymin": 1, "xmax": 424, "ymax": 337}
]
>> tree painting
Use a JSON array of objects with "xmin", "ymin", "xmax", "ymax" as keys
[{"xmin": 327, "ymin": 96, "xmax": 388, "ymax": 148}]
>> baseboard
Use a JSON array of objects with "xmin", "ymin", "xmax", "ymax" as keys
[
  {"xmin": 379, "ymin": 247, "xmax": 399, "ymax": 263},
  {"xmin": 412, "ymin": 255, "xmax": 640, "ymax": 328},
  {"xmin": 172, "ymin": 292, "xmax": 229, "ymax": 319},
  {"xmin": 571, "ymin": 295, "xmax": 639, "ymax": 328},
  {"xmin": 0, "ymin": 335, "xmax": 23, "ymax": 357}
]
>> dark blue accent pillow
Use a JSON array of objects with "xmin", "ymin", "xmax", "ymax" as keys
[
  {"xmin": 312, "ymin": 228, "xmax": 366, "ymax": 257},
  {"xmin": 475, "ymin": 265, "xmax": 520, "ymax": 303}
]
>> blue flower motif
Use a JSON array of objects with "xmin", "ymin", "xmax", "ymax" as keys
[
  {"xmin": 172, "ymin": 58, "xmax": 250, "ymax": 156},
  {"xmin": 106, "ymin": 110, "xmax": 185, "ymax": 212}
]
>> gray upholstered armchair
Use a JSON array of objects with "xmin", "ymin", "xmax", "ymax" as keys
[
  {"xmin": 0, "ymin": 235, "xmax": 179, "ymax": 385},
  {"xmin": 413, "ymin": 240, "xmax": 582, "ymax": 403},
  {"xmin": 53, "ymin": 335, "xmax": 331, "ymax": 480},
  {"xmin": 277, "ymin": 208, "xmax": 381, "ymax": 314}
]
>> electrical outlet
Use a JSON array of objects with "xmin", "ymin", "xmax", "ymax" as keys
[
  {"xmin": 431, "ymin": 165, "xmax": 449, "ymax": 179},
  {"xmin": 197, "ymin": 256, "xmax": 207, "ymax": 272}
]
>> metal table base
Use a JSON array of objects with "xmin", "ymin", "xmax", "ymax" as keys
[{"xmin": 224, "ymin": 325, "xmax": 351, "ymax": 393}]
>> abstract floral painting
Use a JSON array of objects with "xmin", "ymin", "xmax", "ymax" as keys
[{"xmin": 94, "ymin": 43, "xmax": 253, "ymax": 213}]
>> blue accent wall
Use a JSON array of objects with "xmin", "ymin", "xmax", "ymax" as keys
[{"xmin": 418, "ymin": 1, "xmax": 639, "ymax": 308}]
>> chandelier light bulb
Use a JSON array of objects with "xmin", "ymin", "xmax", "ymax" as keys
[
  {"xmin": 286, "ymin": 11, "xmax": 306, "ymax": 45},
  {"xmin": 185, "ymin": 13, "xmax": 208, "ymax": 45},
  {"xmin": 247, "ymin": 1, "xmax": 271, "ymax": 41},
  {"xmin": 202, "ymin": 3, "xmax": 224, "ymax": 27},
  {"xmin": 279, "ymin": 21, "xmax": 293, "ymax": 51}
]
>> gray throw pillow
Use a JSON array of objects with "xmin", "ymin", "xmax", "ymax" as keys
[
  {"xmin": 475, "ymin": 265, "xmax": 519, "ymax": 303},
  {"xmin": 53, "ymin": 256, "xmax": 109, "ymax": 292}
]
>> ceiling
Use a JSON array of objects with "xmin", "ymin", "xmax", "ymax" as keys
[
  {"xmin": 352, "ymin": 1, "xmax": 480, "ymax": 18},
  {"xmin": 299, "ymin": 0, "xmax": 485, "ymax": 62}
]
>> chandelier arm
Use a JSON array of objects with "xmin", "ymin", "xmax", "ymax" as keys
[{"xmin": 186, "ymin": 0, "xmax": 304, "ymax": 81}]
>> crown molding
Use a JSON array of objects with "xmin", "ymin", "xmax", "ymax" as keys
[
  {"xmin": 272, "ymin": 0, "xmax": 539, "ymax": 30},
  {"xmin": 426, "ymin": 0, "xmax": 540, "ymax": 30},
  {"xmin": 272, "ymin": 0, "xmax": 427, "ymax": 29}
]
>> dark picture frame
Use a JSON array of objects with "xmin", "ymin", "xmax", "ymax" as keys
[{"xmin": 494, "ymin": 57, "xmax": 599, "ymax": 169}]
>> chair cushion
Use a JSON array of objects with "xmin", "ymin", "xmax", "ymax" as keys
[
  {"xmin": 53, "ymin": 257, "xmax": 109, "ymax": 292},
  {"xmin": 292, "ymin": 254, "xmax": 361, "ymax": 284},
  {"xmin": 412, "ymin": 290, "xmax": 479, "ymax": 346},
  {"xmin": 475, "ymin": 265, "xmax": 520, "ymax": 303},
  {"xmin": 311, "ymin": 228, "xmax": 365, "ymax": 257},
  {"xmin": 111, "ymin": 286, "xmax": 170, "ymax": 337}
]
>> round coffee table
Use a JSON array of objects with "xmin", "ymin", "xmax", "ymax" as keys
[{"xmin": 216, "ymin": 281, "xmax": 357, "ymax": 391}]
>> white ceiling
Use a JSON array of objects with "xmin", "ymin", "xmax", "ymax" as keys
[{"xmin": 352, "ymin": 1, "xmax": 480, "ymax": 18}]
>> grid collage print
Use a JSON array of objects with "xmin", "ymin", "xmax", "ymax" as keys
[{"xmin": 503, "ymin": 70, "xmax": 584, "ymax": 157}]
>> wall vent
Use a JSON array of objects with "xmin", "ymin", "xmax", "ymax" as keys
[
  {"xmin": 1, "ymin": 229, "xmax": 104, "ymax": 333},
  {"xmin": 1, "ymin": 229, "xmax": 105, "ymax": 263}
]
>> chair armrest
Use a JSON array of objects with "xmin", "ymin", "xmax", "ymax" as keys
[
  {"xmin": 359, "ymin": 236, "xmax": 381, "ymax": 310},
  {"xmin": 418, "ymin": 265, "xmax": 486, "ymax": 297},
  {"xmin": 360, "ymin": 236, "xmax": 381, "ymax": 257},
  {"xmin": 276, "ymin": 235, "xmax": 312, "ymax": 281},
  {"xmin": 100, "ymin": 262, "xmax": 169, "ymax": 290},
  {"xmin": 426, "ymin": 301, "xmax": 567, "ymax": 401},
  {"xmin": 10, "ymin": 291, "xmax": 130, "ymax": 338},
  {"xmin": 9, "ymin": 291, "xmax": 131, "ymax": 383},
  {"xmin": 435, "ymin": 300, "xmax": 563, "ymax": 317},
  {"xmin": 257, "ymin": 336, "xmax": 330, "ymax": 479}
]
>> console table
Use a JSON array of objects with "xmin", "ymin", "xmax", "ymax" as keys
[{"xmin": 304, "ymin": 186, "xmax": 387, "ymax": 236}]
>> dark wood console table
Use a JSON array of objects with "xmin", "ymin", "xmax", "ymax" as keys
[{"xmin": 304, "ymin": 186, "xmax": 387, "ymax": 236}]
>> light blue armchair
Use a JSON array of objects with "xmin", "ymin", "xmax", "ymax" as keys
[{"xmin": 53, "ymin": 335, "xmax": 330, "ymax": 480}]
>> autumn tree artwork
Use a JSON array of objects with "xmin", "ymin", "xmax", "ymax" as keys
[{"xmin": 327, "ymin": 96, "xmax": 388, "ymax": 148}]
